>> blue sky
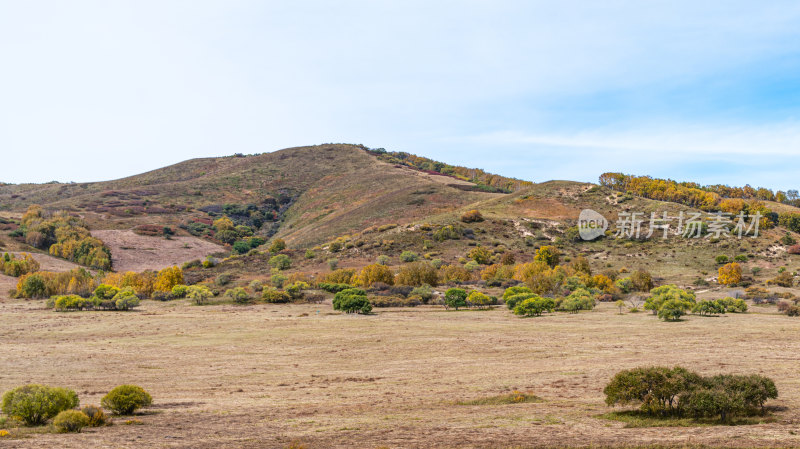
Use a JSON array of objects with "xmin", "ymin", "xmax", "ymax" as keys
[{"xmin": 3, "ymin": 1, "xmax": 800, "ymax": 190}]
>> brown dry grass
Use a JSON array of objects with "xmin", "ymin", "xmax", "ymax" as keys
[
  {"xmin": 1, "ymin": 299, "xmax": 799, "ymax": 448},
  {"xmin": 92, "ymin": 230, "xmax": 225, "ymax": 272}
]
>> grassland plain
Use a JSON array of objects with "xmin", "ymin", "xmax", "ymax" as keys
[{"xmin": 1, "ymin": 297, "xmax": 799, "ymax": 448}]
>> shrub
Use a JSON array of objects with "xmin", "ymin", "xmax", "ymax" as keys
[
  {"xmin": 1, "ymin": 384, "xmax": 79, "ymax": 426},
  {"xmin": 270, "ymin": 273, "xmax": 288, "ymax": 288},
  {"xmin": 171, "ymin": 284, "xmax": 188, "ymax": 298},
  {"xmin": 154, "ymin": 266, "xmax": 184, "ymax": 292},
  {"xmin": 400, "ymin": 251, "xmax": 419, "ymax": 262},
  {"xmin": 53, "ymin": 295, "xmax": 92, "ymax": 311},
  {"xmin": 369, "ymin": 296, "xmax": 422, "ymax": 307},
  {"xmin": 534, "ymin": 246, "xmax": 560, "ymax": 268},
  {"xmin": 461, "ymin": 210, "xmax": 484, "ymax": 223},
  {"xmin": 767, "ymin": 271, "xmax": 794, "ymax": 287},
  {"xmin": 332, "ymin": 288, "xmax": 372, "ymax": 314},
  {"xmin": 615, "ymin": 277, "xmax": 633, "ymax": 294},
  {"xmin": 693, "ymin": 299, "xmax": 725, "ymax": 316},
  {"xmin": 112, "ymin": 288, "xmax": 140, "ymax": 311},
  {"xmin": 262, "ymin": 289, "xmax": 291, "ymax": 303},
  {"xmin": 644, "ymin": 285, "xmax": 695, "ymax": 321},
  {"xmin": 715, "ymin": 255, "xmax": 730, "ymax": 264},
  {"xmin": 80, "ymin": 405, "xmax": 108, "ymax": 427},
  {"xmin": 630, "ymin": 270, "xmax": 654, "ymax": 292},
  {"xmin": 101, "ymin": 385, "xmax": 152, "ymax": 415},
  {"xmin": 232, "ymin": 240, "xmax": 251, "ymax": 254},
  {"xmin": 226, "ymin": 287, "xmax": 251, "ymax": 304},
  {"xmin": 467, "ymin": 246, "xmax": 492, "ymax": 265},
  {"xmin": 186, "ymin": 285, "xmax": 213, "ymax": 305},
  {"xmin": 317, "ymin": 282, "xmax": 353, "ymax": 293},
  {"xmin": 268, "ymin": 238, "xmax": 286, "ymax": 253},
  {"xmin": 53, "ymin": 410, "xmax": 90, "ymax": 433},
  {"xmin": 557, "ymin": 288, "xmax": 595, "ymax": 313},
  {"xmin": 410, "ymin": 285, "xmax": 433, "ymax": 303},
  {"xmin": 513, "ymin": 296, "xmax": 555, "ymax": 316},
  {"xmin": 305, "ymin": 249, "xmax": 316, "ymax": 259},
  {"xmin": 467, "ymin": 291, "xmax": 493, "ymax": 308},
  {"xmin": 396, "ymin": 262, "xmax": 439, "ymax": 286},
  {"xmin": 464, "ymin": 260, "xmax": 480, "ymax": 271},
  {"xmin": 439, "ymin": 264, "xmax": 472, "ymax": 283},
  {"xmin": 718, "ymin": 262, "xmax": 742, "ymax": 286},
  {"xmin": 269, "ymin": 254, "xmax": 291, "ymax": 270},
  {"xmin": 357, "ymin": 263, "xmax": 395, "ymax": 287},
  {"xmin": 324, "ymin": 268, "xmax": 354, "ymax": 284},
  {"xmin": 376, "ymin": 255, "xmax": 390, "ymax": 265},
  {"xmin": 734, "ymin": 254, "xmax": 748, "ymax": 262},
  {"xmin": 603, "ymin": 366, "xmax": 703, "ymax": 415},
  {"xmin": 444, "ymin": 288, "xmax": 467, "ymax": 310},
  {"xmin": 18, "ymin": 273, "xmax": 47, "ymax": 298}
]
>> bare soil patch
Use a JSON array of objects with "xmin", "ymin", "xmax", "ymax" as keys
[{"xmin": 93, "ymin": 230, "xmax": 225, "ymax": 272}]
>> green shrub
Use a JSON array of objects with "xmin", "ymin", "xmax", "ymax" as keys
[
  {"xmin": 216, "ymin": 273, "xmax": 232, "ymax": 286},
  {"xmin": 112, "ymin": 288, "xmax": 140, "ymax": 311},
  {"xmin": 376, "ymin": 255, "xmax": 390, "ymax": 265},
  {"xmin": 715, "ymin": 255, "xmax": 730, "ymax": 264},
  {"xmin": 431, "ymin": 258, "xmax": 444, "ymax": 269},
  {"xmin": 53, "ymin": 295, "xmax": 92, "ymax": 311},
  {"xmin": 734, "ymin": 254, "xmax": 748, "ymax": 262},
  {"xmin": 232, "ymin": 240, "xmax": 251, "ymax": 254},
  {"xmin": 444, "ymin": 288, "xmax": 468, "ymax": 310},
  {"xmin": 171, "ymin": 284, "xmax": 188, "ymax": 298},
  {"xmin": 226, "ymin": 287, "xmax": 251, "ymax": 304},
  {"xmin": 305, "ymin": 249, "xmax": 315, "ymax": 259},
  {"xmin": 93, "ymin": 284, "xmax": 120, "ymax": 300},
  {"xmin": 400, "ymin": 251, "xmax": 419, "ymax": 263},
  {"xmin": 270, "ymin": 273, "xmax": 287, "ymax": 288},
  {"xmin": 101, "ymin": 385, "xmax": 152, "ymax": 415},
  {"xmin": 317, "ymin": 282, "xmax": 353, "ymax": 293},
  {"xmin": 80, "ymin": 405, "xmax": 108, "ymax": 427},
  {"xmin": 556, "ymin": 288, "xmax": 595, "ymax": 313},
  {"xmin": 269, "ymin": 254, "xmax": 291, "ymax": 270},
  {"xmin": 513, "ymin": 296, "xmax": 555, "ymax": 316},
  {"xmin": 186, "ymin": 285, "xmax": 213, "ymax": 305},
  {"xmin": 1, "ymin": 384, "xmax": 79, "ymax": 426},
  {"xmin": 53, "ymin": 410, "xmax": 90, "ymax": 433},
  {"xmin": 332, "ymin": 288, "xmax": 372, "ymax": 314},
  {"xmin": 18, "ymin": 273, "xmax": 47, "ymax": 298},
  {"xmin": 410, "ymin": 285, "xmax": 433, "ymax": 303}
]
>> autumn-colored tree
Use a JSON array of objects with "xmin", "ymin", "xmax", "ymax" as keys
[
  {"xmin": 324, "ymin": 268, "xmax": 356, "ymax": 284},
  {"xmin": 718, "ymin": 262, "xmax": 742, "ymax": 286},
  {"xmin": 591, "ymin": 274, "xmax": 617, "ymax": 294},
  {"xmin": 480, "ymin": 263, "xmax": 514, "ymax": 281},
  {"xmin": 357, "ymin": 263, "xmax": 395, "ymax": 287},
  {"xmin": 213, "ymin": 216, "xmax": 235, "ymax": 233},
  {"xmin": 439, "ymin": 264, "xmax": 472, "ymax": 283},
  {"xmin": 534, "ymin": 246, "xmax": 560, "ymax": 268},
  {"xmin": 154, "ymin": 266, "xmax": 184, "ymax": 292},
  {"xmin": 513, "ymin": 261, "xmax": 557, "ymax": 294},
  {"xmin": 396, "ymin": 262, "xmax": 439, "ymax": 286}
]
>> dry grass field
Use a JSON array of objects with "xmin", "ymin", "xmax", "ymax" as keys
[{"xmin": 1, "ymin": 297, "xmax": 800, "ymax": 448}]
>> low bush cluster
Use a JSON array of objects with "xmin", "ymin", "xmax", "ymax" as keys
[
  {"xmin": 47, "ymin": 285, "xmax": 141, "ymax": 312},
  {"xmin": 693, "ymin": 297, "xmax": 747, "ymax": 316},
  {"xmin": 1, "ymin": 252, "xmax": 39, "ymax": 277},
  {"xmin": 604, "ymin": 366, "xmax": 777, "ymax": 422}
]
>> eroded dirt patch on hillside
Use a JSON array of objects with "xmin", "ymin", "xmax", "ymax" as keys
[{"xmin": 93, "ymin": 230, "xmax": 225, "ymax": 272}]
